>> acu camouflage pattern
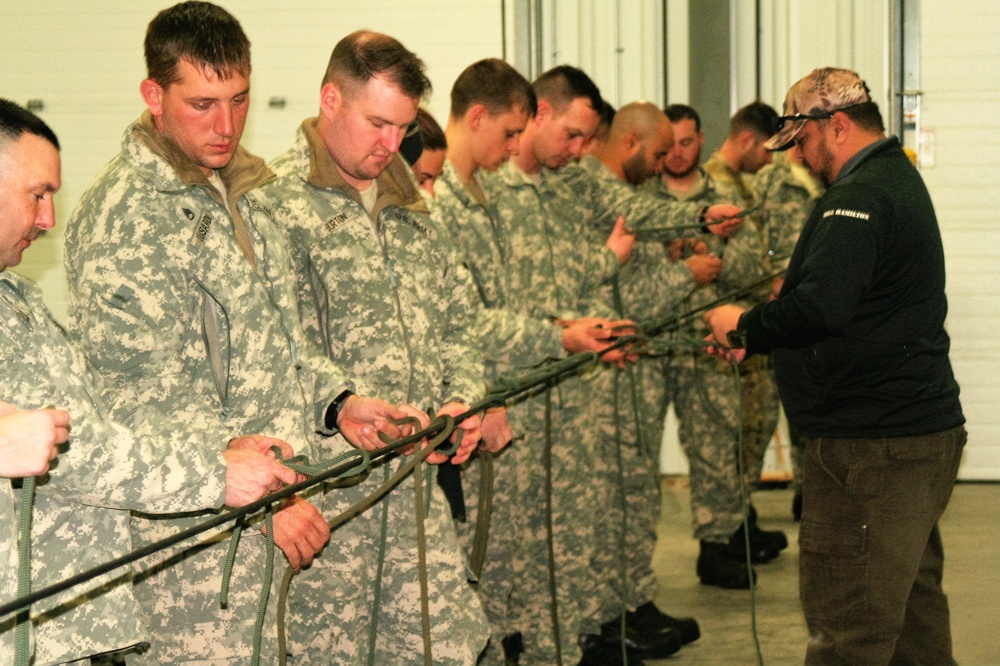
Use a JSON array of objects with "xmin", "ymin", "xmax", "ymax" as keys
[
  {"xmin": 647, "ymin": 165, "xmax": 774, "ymax": 540},
  {"xmin": 0, "ymin": 272, "xmax": 229, "ymax": 665},
  {"xmin": 430, "ymin": 160, "xmax": 583, "ymax": 666},
  {"xmin": 476, "ymin": 160, "xmax": 619, "ymax": 665},
  {"xmin": 261, "ymin": 120, "xmax": 488, "ymax": 665},
  {"xmin": 431, "ymin": 160, "xmax": 565, "ymax": 380},
  {"xmin": 64, "ymin": 113, "xmax": 356, "ymax": 664},
  {"xmin": 751, "ymin": 151, "xmax": 824, "ymax": 271},
  {"xmin": 557, "ymin": 156, "xmax": 698, "ymax": 629},
  {"xmin": 703, "ymin": 151, "xmax": 784, "ymax": 496}
]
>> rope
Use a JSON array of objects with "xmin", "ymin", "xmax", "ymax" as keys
[
  {"xmin": 414, "ymin": 453, "xmax": 433, "ymax": 666},
  {"xmin": 542, "ymin": 383, "xmax": 562, "ymax": 666},
  {"xmin": 729, "ymin": 356, "xmax": 765, "ymax": 666},
  {"xmin": 0, "ymin": 274, "xmax": 789, "ymax": 666},
  {"xmin": 468, "ymin": 452, "xmax": 495, "ymax": 580},
  {"xmin": 13, "ymin": 477, "xmax": 35, "ymax": 666},
  {"xmin": 272, "ymin": 416, "xmax": 457, "ymax": 666}
]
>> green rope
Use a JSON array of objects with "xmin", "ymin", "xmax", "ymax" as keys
[
  {"xmin": 414, "ymin": 454, "xmax": 433, "ymax": 666},
  {"xmin": 468, "ymin": 452, "xmax": 495, "ymax": 580},
  {"xmin": 250, "ymin": 509, "xmax": 275, "ymax": 666},
  {"xmin": 628, "ymin": 204, "xmax": 762, "ymax": 241},
  {"xmin": 542, "ymin": 384, "xmax": 563, "ymax": 666},
  {"xmin": 13, "ymin": 477, "xmax": 35, "ymax": 666},
  {"xmin": 272, "ymin": 416, "xmax": 457, "ymax": 666},
  {"xmin": 611, "ymin": 370, "xmax": 629, "ymax": 665},
  {"xmin": 728, "ymin": 355, "xmax": 765, "ymax": 666},
  {"xmin": 366, "ymin": 465, "xmax": 391, "ymax": 666}
]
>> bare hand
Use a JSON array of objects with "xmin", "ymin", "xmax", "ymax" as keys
[
  {"xmin": 703, "ymin": 333, "xmax": 747, "ymax": 363},
  {"xmin": 669, "ymin": 238, "xmax": 709, "ymax": 262},
  {"xmin": 606, "ymin": 215, "xmax": 635, "ymax": 265},
  {"xmin": 480, "ymin": 407, "xmax": 513, "ymax": 453},
  {"xmin": 221, "ymin": 448, "xmax": 299, "ymax": 508},
  {"xmin": 0, "ymin": 403, "xmax": 68, "ymax": 478},
  {"xmin": 686, "ymin": 253, "xmax": 721, "ymax": 286},
  {"xmin": 704, "ymin": 204, "xmax": 743, "ymax": 237},
  {"xmin": 263, "ymin": 495, "xmax": 330, "ymax": 570},
  {"xmin": 435, "ymin": 402, "xmax": 481, "ymax": 466},
  {"xmin": 702, "ymin": 304, "xmax": 746, "ymax": 348},
  {"xmin": 337, "ymin": 395, "xmax": 410, "ymax": 451},
  {"xmin": 560, "ymin": 317, "xmax": 637, "ymax": 368}
]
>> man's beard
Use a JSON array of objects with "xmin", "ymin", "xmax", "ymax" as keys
[{"xmin": 664, "ymin": 149, "xmax": 701, "ymax": 180}]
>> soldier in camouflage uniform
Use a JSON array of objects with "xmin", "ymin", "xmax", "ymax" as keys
[
  {"xmin": 432, "ymin": 61, "xmax": 627, "ymax": 666},
  {"xmin": 700, "ymin": 101, "xmax": 791, "ymax": 568},
  {"xmin": 486, "ymin": 71, "xmax": 743, "ymax": 662},
  {"xmin": 258, "ymin": 31, "xmax": 490, "ymax": 665},
  {"xmin": 63, "ymin": 5, "xmax": 408, "ymax": 664},
  {"xmin": 643, "ymin": 103, "xmax": 773, "ymax": 589},
  {"xmin": 0, "ymin": 98, "xmax": 299, "ymax": 664},
  {"xmin": 548, "ymin": 102, "xmax": 751, "ymax": 660}
]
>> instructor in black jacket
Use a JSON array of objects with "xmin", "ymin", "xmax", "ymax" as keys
[{"xmin": 704, "ymin": 67, "xmax": 965, "ymax": 665}]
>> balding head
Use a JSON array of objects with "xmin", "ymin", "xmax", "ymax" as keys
[
  {"xmin": 609, "ymin": 101, "xmax": 669, "ymax": 145},
  {"xmin": 607, "ymin": 101, "xmax": 673, "ymax": 186}
]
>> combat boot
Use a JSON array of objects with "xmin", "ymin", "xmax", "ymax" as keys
[{"xmin": 697, "ymin": 540, "xmax": 756, "ymax": 589}]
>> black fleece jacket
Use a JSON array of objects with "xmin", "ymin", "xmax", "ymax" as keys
[{"xmin": 738, "ymin": 137, "xmax": 964, "ymax": 438}]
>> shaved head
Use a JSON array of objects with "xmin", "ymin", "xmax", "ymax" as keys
[
  {"xmin": 609, "ymin": 101, "xmax": 668, "ymax": 145},
  {"xmin": 610, "ymin": 102, "xmax": 673, "ymax": 186}
]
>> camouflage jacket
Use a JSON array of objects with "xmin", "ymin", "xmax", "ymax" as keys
[
  {"xmin": 431, "ymin": 160, "xmax": 564, "ymax": 377},
  {"xmin": 558, "ymin": 157, "xmax": 696, "ymax": 326},
  {"xmin": 552, "ymin": 155, "xmax": 704, "ymax": 244},
  {"xmin": 643, "ymin": 166, "xmax": 766, "ymax": 342},
  {"xmin": 62, "ymin": 114, "xmax": 362, "ymax": 657},
  {"xmin": 64, "ymin": 112, "xmax": 355, "ymax": 457},
  {"xmin": 482, "ymin": 160, "xmax": 618, "ymax": 322},
  {"xmin": 262, "ymin": 120, "xmax": 485, "ymax": 409},
  {"xmin": 751, "ymin": 152, "xmax": 824, "ymax": 270},
  {"xmin": 703, "ymin": 151, "xmax": 773, "ymax": 305},
  {"xmin": 0, "ymin": 272, "xmax": 228, "ymax": 665}
]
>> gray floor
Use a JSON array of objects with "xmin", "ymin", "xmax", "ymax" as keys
[{"xmin": 643, "ymin": 479, "xmax": 999, "ymax": 665}]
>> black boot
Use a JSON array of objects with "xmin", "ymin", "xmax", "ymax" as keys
[
  {"xmin": 698, "ymin": 540, "xmax": 756, "ymax": 589},
  {"xmin": 792, "ymin": 489, "xmax": 803, "ymax": 522},
  {"xmin": 598, "ymin": 616, "xmax": 682, "ymax": 659},
  {"xmin": 626, "ymin": 601, "xmax": 700, "ymax": 645},
  {"xmin": 578, "ymin": 632, "xmax": 646, "ymax": 666},
  {"xmin": 748, "ymin": 504, "xmax": 789, "ymax": 552},
  {"xmin": 728, "ymin": 523, "xmax": 781, "ymax": 564}
]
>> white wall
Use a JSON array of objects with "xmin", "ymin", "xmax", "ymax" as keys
[
  {"xmin": 543, "ymin": 1, "xmax": 665, "ymax": 107},
  {"xmin": 920, "ymin": 0, "xmax": 1000, "ymax": 479},
  {"xmin": 1, "ymin": 0, "xmax": 503, "ymax": 323}
]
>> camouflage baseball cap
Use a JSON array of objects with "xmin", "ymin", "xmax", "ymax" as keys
[{"xmin": 764, "ymin": 67, "xmax": 872, "ymax": 151}]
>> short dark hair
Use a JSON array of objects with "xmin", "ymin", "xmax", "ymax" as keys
[
  {"xmin": 450, "ymin": 58, "xmax": 536, "ymax": 119},
  {"xmin": 323, "ymin": 30, "xmax": 430, "ymax": 101},
  {"xmin": 144, "ymin": 1, "xmax": 251, "ymax": 87},
  {"xmin": 729, "ymin": 101, "xmax": 778, "ymax": 140},
  {"xmin": 532, "ymin": 65, "xmax": 603, "ymax": 116},
  {"xmin": 664, "ymin": 103, "xmax": 701, "ymax": 132},
  {"xmin": 841, "ymin": 101, "xmax": 885, "ymax": 133},
  {"xmin": 415, "ymin": 108, "xmax": 446, "ymax": 151},
  {"xmin": 0, "ymin": 98, "xmax": 60, "ymax": 151}
]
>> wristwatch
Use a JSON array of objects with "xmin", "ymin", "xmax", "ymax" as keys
[{"xmin": 726, "ymin": 329, "xmax": 746, "ymax": 349}]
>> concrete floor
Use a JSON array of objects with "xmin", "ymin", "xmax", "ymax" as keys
[{"xmin": 643, "ymin": 479, "xmax": 999, "ymax": 665}]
